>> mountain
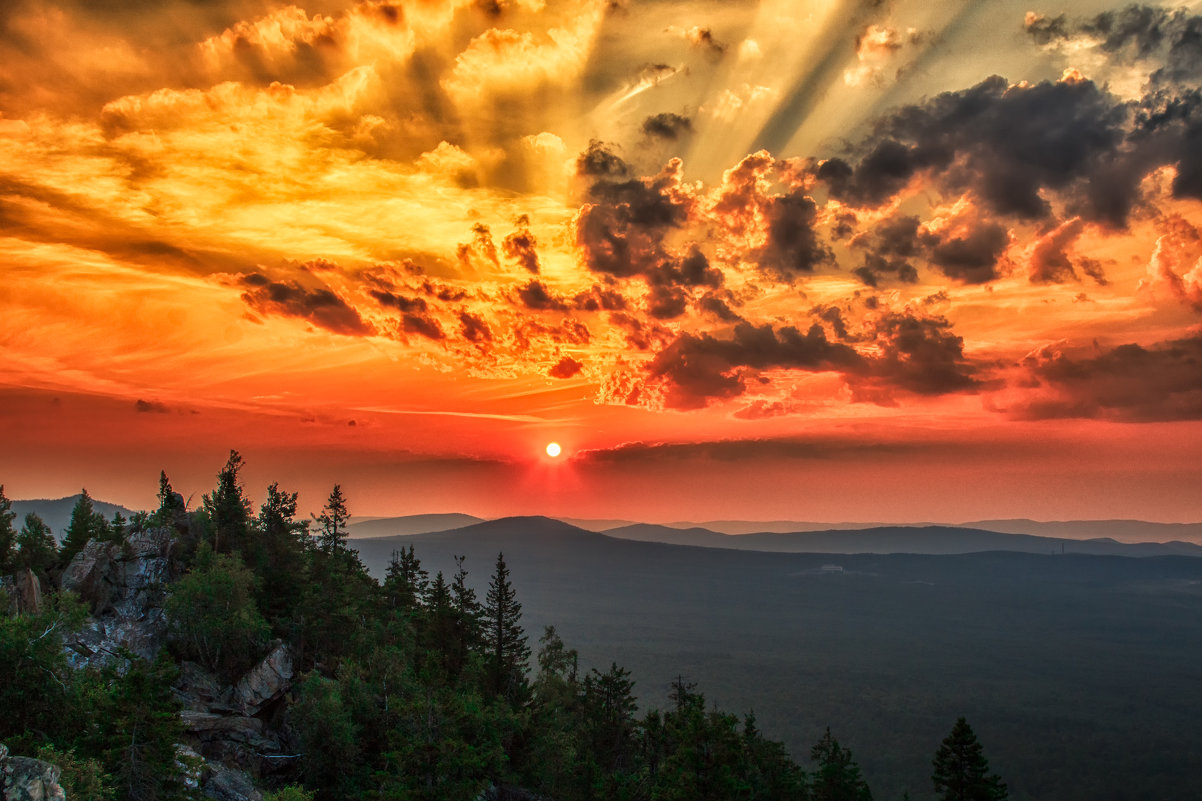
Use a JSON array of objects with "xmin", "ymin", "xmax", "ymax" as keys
[
  {"xmin": 962, "ymin": 518, "xmax": 1202, "ymax": 544},
  {"xmin": 11, "ymin": 495, "xmax": 139, "ymax": 540},
  {"xmin": 345, "ymin": 512, "xmax": 484, "ymax": 539},
  {"xmin": 349, "ymin": 516, "xmax": 1202, "ymax": 801},
  {"xmin": 601, "ymin": 523, "xmax": 1202, "ymax": 557}
]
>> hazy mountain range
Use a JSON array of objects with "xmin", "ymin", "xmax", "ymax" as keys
[{"xmin": 12, "ymin": 495, "xmax": 1202, "ymax": 556}]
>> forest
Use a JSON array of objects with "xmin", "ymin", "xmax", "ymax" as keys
[{"xmin": 2, "ymin": 451, "xmax": 1016, "ymax": 801}]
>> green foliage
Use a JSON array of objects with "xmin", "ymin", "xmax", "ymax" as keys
[
  {"xmin": 16, "ymin": 512, "xmax": 59, "ymax": 584},
  {"xmin": 810, "ymin": 728, "xmax": 872, "ymax": 801},
  {"xmin": 0, "ymin": 592, "xmax": 89, "ymax": 740},
  {"xmin": 253, "ymin": 481, "xmax": 309, "ymax": 630},
  {"xmin": 202, "ymin": 450, "xmax": 253, "ymax": 556},
  {"xmin": 313, "ymin": 484, "xmax": 350, "ymax": 554},
  {"xmin": 931, "ymin": 718, "xmax": 1008, "ymax": 801},
  {"xmin": 153, "ymin": 470, "xmax": 186, "ymax": 526},
  {"xmin": 59, "ymin": 489, "xmax": 108, "ymax": 568},
  {"xmin": 483, "ymin": 551, "xmax": 530, "ymax": 704},
  {"xmin": 35, "ymin": 744, "xmax": 116, "ymax": 801},
  {"xmin": 291, "ymin": 674, "xmax": 363, "ymax": 800},
  {"xmin": 0, "ymin": 484, "xmax": 16, "ymax": 575},
  {"xmin": 163, "ymin": 541, "xmax": 270, "ymax": 680},
  {"xmin": 263, "ymin": 787, "xmax": 315, "ymax": 801}
]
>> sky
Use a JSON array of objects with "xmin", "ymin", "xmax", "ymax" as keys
[{"xmin": 1, "ymin": 0, "xmax": 1201, "ymax": 523}]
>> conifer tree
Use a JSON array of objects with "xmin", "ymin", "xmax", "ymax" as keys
[
  {"xmin": 383, "ymin": 545, "xmax": 428, "ymax": 613},
  {"xmin": 154, "ymin": 470, "xmax": 186, "ymax": 524},
  {"xmin": 931, "ymin": 717, "xmax": 1008, "ymax": 801},
  {"xmin": 60, "ymin": 489, "xmax": 107, "ymax": 567},
  {"xmin": 16, "ymin": 513, "xmax": 58, "ymax": 583},
  {"xmin": 811, "ymin": 728, "xmax": 872, "ymax": 801},
  {"xmin": 254, "ymin": 481, "xmax": 308, "ymax": 627},
  {"xmin": 483, "ymin": 551, "xmax": 530, "ymax": 703},
  {"xmin": 313, "ymin": 484, "xmax": 350, "ymax": 554},
  {"xmin": 202, "ymin": 450, "xmax": 252, "ymax": 555},
  {"xmin": 0, "ymin": 484, "xmax": 15, "ymax": 575}
]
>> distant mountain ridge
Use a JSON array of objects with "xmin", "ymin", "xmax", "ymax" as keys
[
  {"xmin": 346, "ymin": 513, "xmax": 1202, "ymax": 557},
  {"xmin": 11, "ymin": 495, "xmax": 138, "ymax": 540}
]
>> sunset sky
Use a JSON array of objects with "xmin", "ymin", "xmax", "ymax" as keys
[{"xmin": 1, "ymin": 0, "xmax": 1200, "ymax": 523}]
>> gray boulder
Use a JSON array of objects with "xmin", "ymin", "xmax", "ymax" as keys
[
  {"xmin": 203, "ymin": 766, "xmax": 262, "ymax": 801},
  {"xmin": 0, "ymin": 570, "xmax": 42, "ymax": 616},
  {"xmin": 232, "ymin": 643, "xmax": 293, "ymax": 715},
  {"xmin": 0, "ymin": 744, "xmax": 66, "ymax": 801}
]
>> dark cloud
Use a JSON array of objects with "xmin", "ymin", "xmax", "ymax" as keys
[
  {"xmin": 1028, "ymin": 218, "xmax": 1102, "ymax": 284},
  {"xmin": 645, "ymin": 322, "xmax": 865, "ymax": 409},
  {"xmin": 865, "ymin": 311, "xmax": 978, "ymax": 396},
  {"xmin": 1028, "ymin": 5, "xmax": 1202, "ymax": 88},
  {"xmin": 574, "ymin": 435, "xmax": 941, "ymax": 465},
  {"xmin": 1012, "ymin": 335, "xmax": 1202, "ymax": 420},
  {"xmin": 238, "ymin": 273, "xmax": 372, "ymax": 336},
  {"xmin": 400, "ymin": 312, "xmax": 444, "ymax": 341},
  {"xmin": 751, "ymin": 191, "xmax": 832, "ymax": 278},
  {"xmin": 927, "ymin": 220, "xmax": 1009, "ymax": 284},
  {"xmin": 609, "ymin": 311, "xmax": 668, "ymax": 350},
  {"xmin": 641, "ymin": 112, "xmax": 693, "ymax": 141},
  {"xmin": 457, "ymin": 223, "xmax": 500, "ymax": 270},
  {"xmin": 502, "ymin": 216, "xmax": 540, "ymax": 273},
  {"xmin": 576, "ymin": 139, "xmax": 629, "ymax": 177},
  {"xmin": 458, "ymin": 311, "xmax": 492, "ymax": 344},
  {"xmin": 683, "ymin": 26, "xmax": 727, "ymax": 56},
  {"xmin": 548, "ymin": 356, "xmax": 584, "ymax": 379},
  {"xmin": 572, "ymin": 284, "xmax": 628, "ymax": 311},
  {"xmin": 371, "ymin": 290, "xmax": 429, "ymax": 313},
  {"xmin": 516, "ymin": 280, "xmax": 570, "ymax": 311},
  {"xmin": 850, "ymin": 215, "xmax": 921, "ymax": 286},
  {"xmin": 815, "ymin": 76, "xmax": 1130, "ymax": 223},
  {"xmin": 135, "ymin": 399, "xmax": 170, "ymax": 414},
  {"xmin": 697, "ymin": 293, "xmax": 742, "ymax": 322}
]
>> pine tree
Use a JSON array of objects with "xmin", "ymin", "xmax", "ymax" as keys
[
  {"xmin": 0, "ymin": 484, "xmax": 16, "ymax": 575},
  {"xmin": 313, "ymin": 484, "xmax": 350, "ymax": 554},
  {"xmin": 483, "ymin": 551, "xmax": 530, "ymax": 703},
  {"xmin": 811, "ymin": 728, "xmax": 872, "ymax": 801},
  {"xmin": 383, "ymin": 545, "xmax": 428, "ymax": 613},
  {"xmin": 254, "ymin": 481, "xmax": 309, "ymax": 629},
  {"xmin": 154, "ymin": 470, "xmax": 186, "ymax": 525},
  {"xmin": 932, "ymin": 717, "xmax": 1008, "ymax": 801},
  {"xmin": 202, "ymin": 450, "xmax": 253, "ymax": 556},
  {"xmin": 16, "ymin": 513, "xmax": 59, "ymax": 583},
  {"xmin": 60, "ymin": 489, "xmax": 107, "ymax": 568}
]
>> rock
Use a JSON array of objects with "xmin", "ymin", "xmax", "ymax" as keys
[
  {"xmin": 174, "ymin": 744, "xmax": 205, "ymax": 792},
  {"xmin": 0, "ymin": 571, "xmax": 41, "ymax": 617},
  {"xmin": 176, "ymin": 661, "xmax": 233, "ymax": 712},
  {"xmin": 61, "ymin": 528, "xmax": 177, "ymax": 670},
  {"xmin": 203, "ymin": 766, "xmax": 262, "ymax": 801},
  {"xmin": 232, "ymin": 643, "xmax": 293, "ymax": 715},
  {"xmin": 181, "ymin": 712, "xmax": 264, "ymax": 738},
  {"xmin": 0, "ymin": 744, "xmax": 66, "ymax": 801},
  {"xmin": 59, "ymin": 541, "xmax": 117, "ymax": 611}
]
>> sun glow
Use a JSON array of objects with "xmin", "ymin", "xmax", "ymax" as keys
[{"xmin": 545, "ymin": 442, "xmax": 562, "ymax": 458}]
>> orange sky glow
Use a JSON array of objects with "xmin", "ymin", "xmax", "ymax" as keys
[{"xmin": 1, "ymin": 0, "xmax": 1200, "ymax": 522}]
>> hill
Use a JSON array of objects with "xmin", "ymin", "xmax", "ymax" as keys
[
  {"xmin": 601, "ymin": 523, "xmax": 1202, "ymax": 557},
  {"xmin": 351, "ymin": 516, "xmax": 1202, "ymax": 801},
  {"xmin": 345, "ymin": 512, "xmax": 484, "ymax": 538},
  {"xmin": 11, "ymin": 495, "xmax": 138, "ymax": 540}
]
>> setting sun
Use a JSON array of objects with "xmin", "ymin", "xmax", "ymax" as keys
[{"xmin": 545, "ymin": 442, "xmax": 562, "ymax": 458}]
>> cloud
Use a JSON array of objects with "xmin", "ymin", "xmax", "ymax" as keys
[
  {"xmin": 1009, "ymin": 335, "xmax": 1202, "ymax": 421},
  {"xmin": 1140, "ymin": 215, "xmax": 1202, "ymax": 310},
  {"xmin": 238, "ymin": 272, "xmax": 373, "ymax": 336},
  {"xmin": 644, "ymin": 321, "xmax": 865, "ymax": 409},
  {"xmin": 574, "ymin": 435, "xmax": 942, "ymax": 465},
  {"xmin": 751, "ymin": 191, "xmax": 832, "ymax": 278},
  {"xmin": 814, "ymin": 76, "xmax": 1131, "ymax": 223},
  {"xmin": 1026, "ymin": 217, "xmax": 1106, "ymax": 284},
  {"xmin": 135, "ymin": 399, "xmax": 170, "ymax": 414},
  {"xmin": 458, "ymin": 311, "xmax": 493, "ymax": 344},
  {"xmin": 641, "ymin": 112, "xmax": 693, "ymax": 141},
  {"xmin": 516, "ymin": 279, "xmax": 570, "ymax": 311},
  {"xmin": 502, "ymin": 215, "xmax": 541, "ymax": 273},
  {"xmin": 863, "ymin": 311, "xmax": 978, "ymax": 396},
  {"xmin": 548, "ymin": 356, "xmax": 583, "ymax": 378},
  {"xmin": 576, "ymin": 139, "xmax": 629, "ymax": 177}
]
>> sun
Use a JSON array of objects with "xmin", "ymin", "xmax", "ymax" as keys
[{"xmin": 545, "ymin": 442, "xmax": 562, "ymax": 458}]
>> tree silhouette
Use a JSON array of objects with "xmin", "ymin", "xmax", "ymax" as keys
[
  {"xmin": 484, "ymin": 551, "xmax": 530, "ymax": 703},
  {"xmin": 932, "ymin": 717, "xmax": 1008, "ymax": 801}
]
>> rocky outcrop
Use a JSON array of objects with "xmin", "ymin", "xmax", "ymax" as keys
[
  {"xmin": 203, "ymin": 766, "xmax": 263, "ymax": 801},
  {"xmin": 175, "ymin": 645, "xmax": 298, "ymax": 779},
  {"xmin": 0, "ymin": 570, "xmax": 42, "ymax": 616},
  {"xmin": 232, "ymin": 643, "xmax": 292, "ymax": 715},
  {"xmin": 61, "ymin": 528, "xmax": 176, "ymax": 668},
  {"xmin": 0, "ymin": 744, "xmax": 66, "ymax": 801}
]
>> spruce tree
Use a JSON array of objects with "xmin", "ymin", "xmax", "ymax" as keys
[
  {"xmin": 383, "ymin": 545, "xmax": 428, "ymax": 613},
  {"xmin": 60, "ymin": 489, "xmax": 107, "ymax": 567},
  {"xmin": 202, "ymin": 450, "xmax": 252, "ymax": 555},
  {"xmin": 932, "ymin": 717, "xmax": 1008, "ymax": 801},
  {"xmin": 154, "ymin": 470, "xmax": 186, "ymax": 524},
  {"xmin": 254, "ymin": 481, "xmax": 308, "ymax": 629},
  {"xmin": 313, "ymin": 484, "xmax": 350, "ymax": 554},
  {"xmin": 811, "ymin": 728, "xmax": 872, "ymax": 801},
  {"xmin": 483, "ymin": 551, "xmax": 530, "ymax": 703},
  {"xmin": 16, "ymin": 513, "xmax": 58, "ymax": 583},
  {"xmin": 0, "ymin": 484, "xmax": 15, "ymax": 574}
]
